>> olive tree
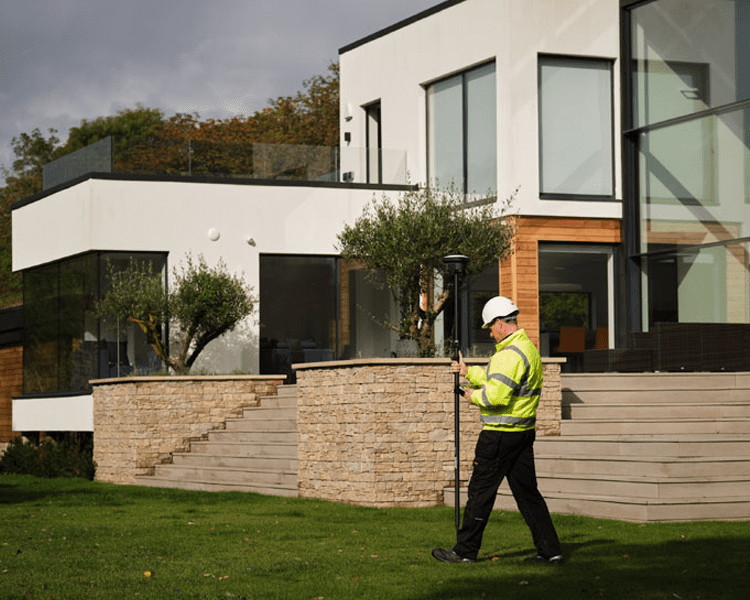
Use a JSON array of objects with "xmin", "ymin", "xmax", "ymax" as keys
[
  {"xmin": 337, "ymin": 185, "xmax": 515, "ymax": 356},
  {"xmin": 98, "ymin": 254, "xmax": 255, "ymax": 374}
]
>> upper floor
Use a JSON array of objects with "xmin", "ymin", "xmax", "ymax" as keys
[{"xmin": 338, "ymin": 0, "xmax": 623, "ymax": 221}]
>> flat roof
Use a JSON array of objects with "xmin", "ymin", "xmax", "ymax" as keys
[
  {"xmin": 339, "ymin": 0, "xmax": 466, "ymax": 55},
  {"xmin": 11, "ymin": 172, "xmax": 415, "ymax": 211}
]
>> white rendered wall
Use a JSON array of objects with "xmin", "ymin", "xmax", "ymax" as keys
[
  {"xmin": 13, "ymin": 178, "xmax": 380, "ymax": 376},
  {"xmin": 13, "ymin": 395, "xmax": 94, "ymax": 432},
  {"xmin": 339, "ymin": 0, "xmax": 622, "ymax": 220}
]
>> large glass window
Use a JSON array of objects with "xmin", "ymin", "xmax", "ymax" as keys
[
  {"xmin": 427, "ymin": 61, "xmax": 497, "ymax": 195},
  {"xmin": 259, "ymin": 255, "xmax": 338, "ymax": 379},
  {"xmin": 539, "ymin": 55, "xmax": 614, "ymax": 198},
  {"xmin": 624, "ymin": 0, "xmax": 750, "ymax": 370},
  {"xmin": 259, "ymin": 255, "xmax": 402, "ymax": 378},
  {"xmin": 23, "ymin": 252, "xmax": 167, "ymax": 394},
  {"xmin": 538, "ymin": 244, "xmax": 615, "ymax": 372},
  {"xmin": 97, "ymin": 253, "xmax": 167, "ymax": 379},
  {"xmin": 631, "ymin": 0, "xmax": 750, "ymax": 128}
]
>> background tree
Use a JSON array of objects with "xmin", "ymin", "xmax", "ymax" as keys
[
  {"xmin": 97, "ymin": 254, "xmax": 255, "ymax": 375},
  {"xmin": 337, "ymin": 186, "xmax": 515, "ymax": 356},
  {"xmin": 65, "ymin": 105, "xmax": 165, "ymax": 155},
  {"xmin": 0, "ymin": 63, "xmax": 339, "ymax": 308},
  {"xmin": 125, "ymin": 62, "xmax": 340, "ymax": 176},
  {"xmin": 0, "ymin": 128, "xmax": 63, "ymax": 307}
]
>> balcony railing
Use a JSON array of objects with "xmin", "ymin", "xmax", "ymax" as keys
[{"xmin": 42, "ymin": 136, "xmax": 408, "ymax": 190}]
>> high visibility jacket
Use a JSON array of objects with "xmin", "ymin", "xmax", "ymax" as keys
[{"xmin": 465, "ymin": 329, "xmax": 543, "ymax": 432}]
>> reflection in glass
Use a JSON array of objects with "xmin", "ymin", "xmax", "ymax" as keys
[
  {"xmin": 427, "ymin": 62, "xmax": 497, "ymax": 195},
  {"xmin": 23, "ymin": 252, "xmax": 167, "ymax": 394},
  {"xmin": 539, "ymin": 56, "xmax": 614, "ymax": 197},
  {"xmin": 638, "ymin": 106, "xmax": 750, "ymax": 253},
  {"xmin": 631, "ymin": 0, "xmax": 750, "ymax": 127},
  {"xmin": 643, "ymin": 241, "xmax": 750, "ymax": 328},
  {"xmin": 259, "ymin": 255, "xmax": 338, "ymax": 378}
]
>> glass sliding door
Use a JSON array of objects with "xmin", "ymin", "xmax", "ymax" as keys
[
  {"xmin": 259, "ymin": 255, "xmax": 338, "ymax": 378},
  {"xmin": 538, "ymin": 244, "xmax": 615, "ymax": 371}
]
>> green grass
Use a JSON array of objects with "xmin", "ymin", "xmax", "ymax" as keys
[{"xmin": 1, "ymin": 474, "xmax": 749, "ymax": 600}]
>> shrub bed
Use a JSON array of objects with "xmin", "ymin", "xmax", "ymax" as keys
[{"xmin": 0, "ymin": 433, "xmax": 95, "ymax": 479}]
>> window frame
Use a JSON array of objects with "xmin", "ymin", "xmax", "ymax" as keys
[
  {"xmin": 538, "ymin": 53, "xmax": 617, "ymax": 201},
  {"xmin": 425, "ymin": 59, "xmax": 497, "ymax": 196}
]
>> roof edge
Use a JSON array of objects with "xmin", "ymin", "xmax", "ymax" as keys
[
  {"xmin": 11, "ymin": 172, "xmax": 417, "ymax": 211},
  {"xmin": 339, "ymin": 0, "xmax": 467, "ymax": 55}
]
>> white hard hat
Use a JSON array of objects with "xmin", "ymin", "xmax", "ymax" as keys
[{"xmin": 481, "ymin": 296, "xmax": 519, "ymax": 328}]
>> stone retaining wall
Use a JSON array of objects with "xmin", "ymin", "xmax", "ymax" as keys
[
  {"xmin": 294, "ymin": 358, "xmax": 563, "ymax": 508},
  {"xmin": 92, "ymin": 375, "xmax": 285, "ymax": 485}
]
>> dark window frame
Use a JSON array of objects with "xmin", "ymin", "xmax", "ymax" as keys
[
  {"xmin": 538, "ymin": 53, "xmax": 617, "ymax": 202},
  {"xmin": 425, "ymin": 59, "xmax": 497, "ymax": 195}
]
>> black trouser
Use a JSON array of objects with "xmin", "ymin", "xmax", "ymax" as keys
[{"xmin": 453, "ymin": 428, "xmax": 561, "ymax": 561}]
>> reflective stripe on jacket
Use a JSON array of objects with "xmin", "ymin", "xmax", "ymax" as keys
[{"xmin": 465, "ymin": 329, "xmax": 542, "ymax": 432}]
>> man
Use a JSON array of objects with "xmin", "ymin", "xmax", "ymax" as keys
[{"xmin": 432, "ymin": 296, "xmax": 563, "ymax": 565}]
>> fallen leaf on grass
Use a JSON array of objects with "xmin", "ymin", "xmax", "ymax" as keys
[{"xmin": 143, "ymin": 571, "xmax": 152, "ymax": 578}]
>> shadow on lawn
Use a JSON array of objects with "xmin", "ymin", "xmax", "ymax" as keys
[
  {"xmin": 414, "ymin": 534, "xmax": 750, "ymax": 600},
  {"xmin": 0, "ymin": 475, "xmax": 283, "ymax": 508},
  {"xmin": 0, "ymin": 478, "xmax": 110, "ymax": 505}
]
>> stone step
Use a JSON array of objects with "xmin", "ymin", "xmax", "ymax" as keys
[
  {"xmin": 257, "ymin": 391, "xmax": 298, "ymax": 409},
  {"xmin": 206, "ymin": 430, "xmax": 297, "ymax": 445},
  {"xmin": 559, "ymin": 418, "xmax": 750, "ymax": 436},
  {"xmin": 495, "ymin": 489, "xmax": 750, "ymax": 522},
  {"xmin": 444, "ymin": 484, "xmax": 750, "ymax": 522},
  {"xmin": 535, "ymin": 436, "xmax": 750, "ymax": 457},
  {"xmin": 533, "ymin": 471, "xmax": 750, "ymax": 499},
  {"xmin": 239, "ymin": 405, "xmax": 297, "ymax": 419},
  {"xmin": 147, "ymin": 463, "xmax": 297, "ymax": 487},
  {"xmin": 561, "ymin": 373, "xmax": 750, "ymax": 393},
  {"xmin": 224, "ymin": 417, "xmax": 297, "ymax": 432},
  {"xmin": 566, "ymin": 403, "xmax": 750, "ymax": 420},
  {"xmin": 136, "ymin": 476, "xmax": 298, "ymax": 497},
  {"xmin": 533, "ymin": 454, "xmax": 750, "ymax": 478},
  {"xmin": 563, "ymin": 389, "xmax": 750, "ymax": 404},
  {"xmin": 172, "ymin": 452, "xmax": 297, "ymax": 471},
  {"xmin": 138, "ymin": 386, "xmax": 300, "ymax": 497},
  {"xmin": 188, "ymin": 441, "xmax": 297, "ymax": 458}
]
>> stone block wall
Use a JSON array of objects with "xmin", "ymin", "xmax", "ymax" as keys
[
  {"xmin": 295, "ymin": 357, "xmax": 563, "ymax": 508},
  {"xmin": 92, "ymin": 375, "xmax": 285, "ymax": 484}
]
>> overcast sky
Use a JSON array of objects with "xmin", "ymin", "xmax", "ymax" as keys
[{"xmin": 0, "ymin": 0, "xmax": 440, "ymax": 182}]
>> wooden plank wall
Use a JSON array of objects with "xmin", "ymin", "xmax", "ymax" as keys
[
  {"xmin": 499, "ymin": 216, "xmax": 621, "ymax": 347},
  {"xmin": 0, "ymin": 345, "xmax": 22, "ymax": 442}
]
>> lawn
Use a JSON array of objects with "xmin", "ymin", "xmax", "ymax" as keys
[{"xmin": 1, "ymin": 474, "xmax": 749, "ymax": 600}]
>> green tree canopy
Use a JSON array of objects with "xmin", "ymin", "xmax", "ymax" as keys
[
  {"xmin": 97, "ymin": 254, "xmax": 255, "ymax": 375},
  {"xmin": 337, "ymin": 186, "xmax": 515, "ymax": 356},
  {"xmin": 0, "ymin": 128, "xmax": 64, "ymax": 306},
  {"xmin": 0, "ymin": 64, "xmax": 340, "ymax": 309}
]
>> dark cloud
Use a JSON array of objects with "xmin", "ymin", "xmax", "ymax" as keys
[{"xmin": 0, "ymin": 0, "xmax": 438, "ymax": 179}]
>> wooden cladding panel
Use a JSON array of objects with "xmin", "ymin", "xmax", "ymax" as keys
[
  {"xmin": 0, "ymin": 346, "xmax": 22, "ymax": 442},
  {"xmin": 499, "ymin": 216, "xmax": 621, "ymax": 348}
]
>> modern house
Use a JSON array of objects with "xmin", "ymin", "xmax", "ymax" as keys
[{"xmin": 8, "ymin": 0, "xmax": 750, "ymax": 434}]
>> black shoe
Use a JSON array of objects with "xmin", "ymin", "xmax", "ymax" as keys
[
  {"xmin": 525, "ymin": 554, "xmax": 564, "ymax": 565},
  {"xmin": 431, "ymin": 548, "xmax": 475, "ymax": 563}
]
